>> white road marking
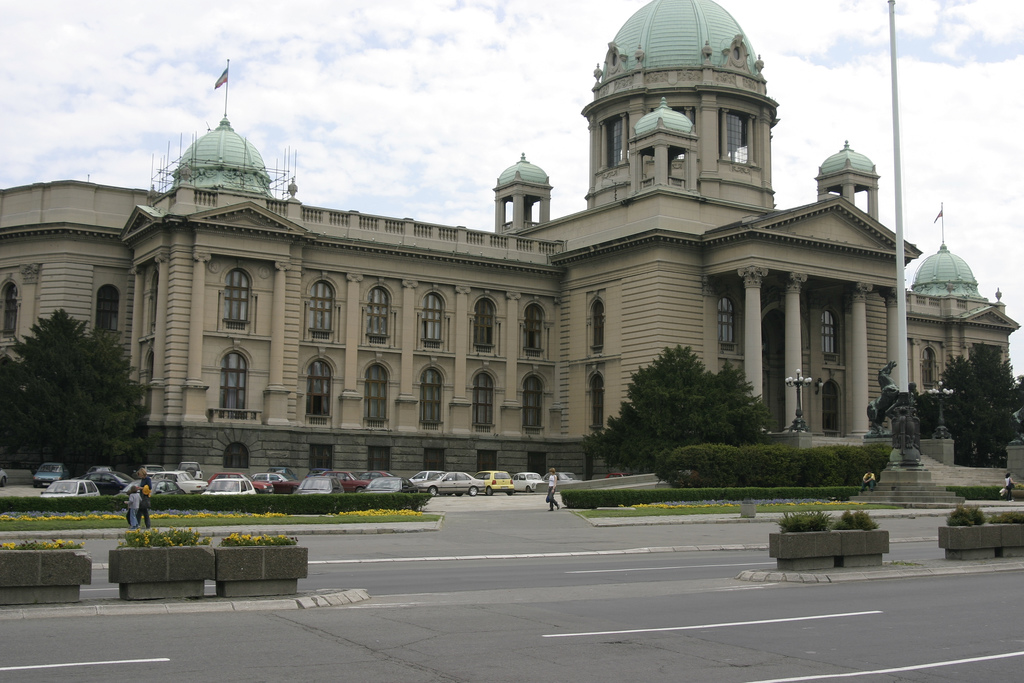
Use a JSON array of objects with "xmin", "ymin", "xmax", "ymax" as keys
[
  {"xmin": 0, "ymin": 658, "xmax": 170, "ymax": 672},
  {"xmin": 542, "ymin": 610, "xmax": 882, "ymax": 638},
  {"xmin": 744, "ymin": 649, "xmax": 1024, "ymax": 683},
  {"xmin": 566, "ymin": 561, "xmax": 774, "ymax": 574}
]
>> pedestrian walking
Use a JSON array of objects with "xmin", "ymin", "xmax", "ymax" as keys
[
  {"xmin": 546, "ymin": 467, "xmax": 560, "ymax": 511},
  {"xmin": 1005, "ymin": 473, "xmax": 1016, "ymax": 502},
  {"xmin": 126, "ymin": 486, "xmax": 141, "ymax": 530},
  {"xmin": 138, "ymin": 468, "xmax": 153, "ymax": 529}
]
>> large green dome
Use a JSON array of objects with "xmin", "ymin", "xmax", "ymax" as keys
[
  {"xmin": 173, "ymin": 117, "xmax": 271, "ymax": 196},
  {"xmin": 912, "ymin": 243, "xmax": 983, "ymax": 299},
  {"xmin": 609, "ymin": 0, "xmax": 759, "ymax": 74}
]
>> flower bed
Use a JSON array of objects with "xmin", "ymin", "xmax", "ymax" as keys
[
  {"xmin": 939, "ymin": 506, "xmax": 1024, "ymax": 560},
  {"xmin": 109, "ymin": 528, "xmax": 214, "ymax": 600},
  {"xmin": 768, "ymin": 510, "xmax": 888, "ymax": 570},
  {"xmin": 215, "ymin": 534, "xmax": 307, "ymax": 598},
  {"xmin": 0, "ymin": 542, "xmax": 92, "ymax": 605}
]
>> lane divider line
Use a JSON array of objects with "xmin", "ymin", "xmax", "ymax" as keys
[
  {"xmin": 542, "ymin": 610, "xmax": 883, "ymax": 638},
  {"xmin": 0, "ymin": 657, "xmax": 170, "ymax": 672}
]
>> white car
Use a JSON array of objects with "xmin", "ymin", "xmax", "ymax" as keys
[
  {"xmin": 41, "ymin": 479, "xmax": 100, "ymax": 497},
  {"xmin": 152, "ymin": 470, "xmax": 208, "ymax": 494},
  {"xmin": 416, "ymin": 471, "xmax": 486, "ymax": 497},
  {"xmin": 512, "ymin": 472, "xmax": 545, "ymax": 493},
  {"xmin": 201, "ymin": 478, "xmax": 256, "ymax": 495},
  {"xmin": 0, "ymin": 466, "xmax": 6, "ymax": 487},
  {"xmin": 410, "ymin": 470, "xmax": 445, "ymax": 483}
]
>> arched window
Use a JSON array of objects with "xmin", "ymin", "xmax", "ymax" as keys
[
  {"xmin": 224, "ymin": 443, "xmax": 249, "ymax": 469},
  {"xmin": 367, "ymin": 287, "xmax": 389, "ymax": 339},
  {"xmin": 523, "ymin": 376, "xmax": 543, "ymax": 427},
  {"xmin": 591, "ymin": 300, "xmax": 605, "ymax": 350},
  {"xmin": 2, "ymin": 284, "xmax": 17, "ymax": 333},
  {"xmin": 223, "ymin": 269, "xmax": 249, "ymax": 323},
  {"xmin": 524, "ymin": 304, "xmax": 543, "ymax": 351},
  {"xmin": 422, "ymin": 293, "xmax": 443, "ymax": 342},
  {"xmin": 822, "ymin": 381, "xmax": 840, "ymax": 434},
  {"xmin": 921, "ymin": 348, "xmax": 936, "ymax": 387},
  {"xmin": 96, "ymin": 285, "xmax": 119, "ymax": 331},
  {"xmin": 365, "ymin": 364, "xmax": 388, "ymax": 419},
  {"xmin": 420, "ymin": 368, "xmax": 442, "ymax": 423},
  {"xmin": 725, "ymin": 112, "xmax": 748, "ymax": 163},
  {"xmin": 220, "ymin": 353, "xmax": 247, "ymax": 409},
  {"xmin": 472, "ymin": 373, "xmax": 494, "ymax": 426},
  {"xmin": 717, "ymin": 297, "xmax": 734, "ymax": 343},
  {"xmin": 822, "ymin": 311, "xmax": 838, "ymax": 355},
  {"xmin": 590, "ymin": 374, "xmax": 605, "ymax": 429},
  {"xmin": 306, "ymin": 360, "xmax": 331, "ymax": 416},
  {"xmin": 473, "ymin": 299, "xmax": 495, "ymax": 348},
  {"xmin": 308, "ymin": 281, "xmax": 333, "ymax": 335}
]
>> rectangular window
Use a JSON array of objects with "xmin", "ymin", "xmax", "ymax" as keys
[
  {"xmin": 726, "ymin": 113, "xmax": 748, "ymax": 163},
  {"xmin": 424, "ymin": 448, "xmax": 444, "ymax": 470},
  {"xmin": 476, "ymin": 450, "xmax": 498, "ymax": 472},
  {"xmin": 309, "ymin": 444, "xmax": 333, "ymax": 470},
  {"xmin": 368, "ymin": 446, "xmax": 391, "ymax": 470},
  {"xmin": 606, "ymin": 117, "xmax": 623, "ymax": 167}
]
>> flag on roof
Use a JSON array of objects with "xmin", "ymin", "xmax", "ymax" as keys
[
  {"xmin": 933, "ymin": 207, "xmax": 943, "ymax": 223},
  {"xmin": 214, "ymin": 66, "xmax": 229, "ymax": 90}
]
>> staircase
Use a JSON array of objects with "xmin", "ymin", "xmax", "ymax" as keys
[{"xmin": 910, "ymin": 454, "xmax": 1004, "ymax": 487}]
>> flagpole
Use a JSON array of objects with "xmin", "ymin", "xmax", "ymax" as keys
[
  {"xmin": 223, "ymin": 59, "xmax": 230, "ymax": 118},
  {"xmin": 888, "ymin": 0, "xmax": 909, "ymax": 393},
  {"xmin": 940, "ymin": 202, "xmax": 944, "ymax": 244}
]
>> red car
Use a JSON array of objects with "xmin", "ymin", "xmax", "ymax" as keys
[
  {"xmin": 321, "ymin": 471, "xmax": 371, "ymax": 493},
  {"xmin": 253, "ymin": 472, "xmax": 301, "ymax": 494},
  {"xmin": 206, "ymin": 471, "xmax": 272, "ymax": 493},
  {"xmin": 358, "ymin": 470, "xmax": 395, "ymax": 481}
]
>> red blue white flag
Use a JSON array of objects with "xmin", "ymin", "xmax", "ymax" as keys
[{"xmin": 214, "ymin": 67, "xmax": 229, "ymax": 90}]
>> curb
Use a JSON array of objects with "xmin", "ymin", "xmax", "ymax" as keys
[
  {"xmin": 0, "ymin": 522, "xmax": 441, "ymax": 541},
  {"xmin": 0, "ymin": 588, "xmax": 370, "ymax": 621},
  {"xmin": 736, "ymin": 560, "xmax": 1024, "ymax": 584}
]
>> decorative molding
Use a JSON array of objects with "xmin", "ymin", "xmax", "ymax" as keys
[
  {"xmin": 19, "ymin": 264, "xmax": 40, "ymax": 284},
  {"xmin": 738, "ymin": 266, "xmax": 768, "ymax": 288},
  {"xmin": 346, "ymin": 273, "xmax": 363, "ymax": 283},
  {"xmin": 455, "ymin": 285, "xmax": 472, "ymax": 295}
]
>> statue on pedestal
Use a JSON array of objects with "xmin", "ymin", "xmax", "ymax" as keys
[{"xmin": 866, "ymin": 361, "xmax": 898, "ymax": 436}]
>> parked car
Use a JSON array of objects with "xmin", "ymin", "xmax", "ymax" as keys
[
  {"xmin": 320, "ymin": 471, "xmax": 370, "ymax": 493},
  {"xmin": 512, "ymin": 472, "xmax": 544, "ymax": 493},
  {"xmin": 0, "ymin": 466, "xmax": 7, "ymax": 487},
  {"xmin": 361, "ymin": 476, "xmax": 418, "ymax": 494},
  {"xmin": 82, "ymin": 470, "xmax": 135, "ymax": 495},
  {"xmin": 267, "ymin": 466, "xmax": 299, "ymax": 480},
  {"xmin": 605, "ymin": 472, "xmax": 628, "ymax": 478},
  {"xmin": 151, "ymin": 470, "xmax": 208, "ymax": 494},
  {"xmin": 140, "ymin": 464, "xmax": 166, "ymax": 474},
  {"xmin": 250, "ymin": 478, "xmax": 276, "ymax": 494},
  {"xmin": 556, "ymin": 472, "xmax": 579, "ymax": 482},
  {"xmin": 202, "ymin": 478, "xmax": 256, "ymax": 495},
  {"xmin": 252, "ymin": 472, "xmax": 301, "ymax": 494},
  {"xmin": 358, "ymin": 470, "xmax": 395, "ymax": 481},
  {"xmin": 41, "ymin": 479, "xmax": 100, "ymax": 497},
  {"xmin": 410, "ymin": 470, "xmax": 445, "ymax": 483},
  {"xmin": 177, "ymin": 461, "xmax": 204, "ymax": 479},
  {"xmin": 120, "ymin": 478, "xmax": 187, "ymax": 496},
  {"xmin": 294, "ymin": 477, "xmax": 343, "ymax": 494},
  {"xmin": 306, "ymin": 468, "xmax": 330, "ymax": 478},
  {"xmin": 33, "ymin": 462, "xmax": 71, "ymax": 488},
  {"xmin": 475, "ymin": 470, "xmax": 515, "ymax": 496},
  {"xmin": 416, "ymin": 472, "xmax": 484, "ymax": 497},
  {"xmin": 85, "ymin": 465, "xmax": 112, "ymax": 474},
  {"xmin": 206, "ymin": 472, "xmax": 247, "ymax": 485}
]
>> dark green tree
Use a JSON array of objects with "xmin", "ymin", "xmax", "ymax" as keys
[
  {"xmin": 582, "ymin": 345, "xmax": 772, "ymax": 472},
  {"xmin": 916, "ymin": 345, "xmax": 1017, "ymax": 467},
  {"xmin": 0, "ymin": 310, "xmax": 154, "ymax": 471}
]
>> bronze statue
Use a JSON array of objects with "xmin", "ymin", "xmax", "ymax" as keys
[
  {"xmin": 1011, "ymin": 404, "xmax": 1024, "ymax": 445},
  {"xmin": 866, "ymin": 361, "xmax": 898, "ymax": 436}
]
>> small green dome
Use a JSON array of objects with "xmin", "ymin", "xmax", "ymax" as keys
[
  {"xmin": 912, "ymin": 244, "xmax": 984, "ymax": 299},
  {"xmin": 610, "ymin": 0, "xmax": 759, "ymax": 74},
  {"xmin": 820, "ymin": 141, "xmax": 875, "ymax": 176},
  {"xmin": 497, "ymin": 154, "xmax": 549, "ymax": 186},
  {"xmin": 635, "ymin": 98, "xmax": 694, "ymax": 136},
  {"xmin": 174, "ymin": 117, "xmax": 271, "ymax": 196}
]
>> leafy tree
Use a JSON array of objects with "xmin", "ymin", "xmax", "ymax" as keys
[
  {"xmin": 583, "ymin": 345, "xmax": 772, "ymax": 472},
  {"xmin": 916, "ymin": 345, "xmax": 1017, "ymax": 467},
  {"xmin": 0, "ymin": 310, "xmax": 154, "ymax": 471}
]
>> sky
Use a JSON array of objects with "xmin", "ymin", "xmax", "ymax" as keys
[{"xmin": 2, "ymin": 0, "xmax": 1023, "ymax": 370}]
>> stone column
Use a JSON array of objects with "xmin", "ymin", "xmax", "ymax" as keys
[
  {"xmin": 17, "ymin": 264, "xmax": 39, "ymax": 339},
  {"xmin": 739, "ymin": 266, "xmax": 767, "ymax": 397},
  {"xmin": 654, "ymin": 144, "xmax": 668, "ymax": 186},
  {"xmin": 449, "ymin": 285, "xmax": 472, "ymax": 434},
  {"xmin": 701, "ymin": 276, "xmax": 718, "ymax": 367},
  {"xmin": 340, "ymin": 274, "xmax": 363, "ymax": 429},
  {"xmin": 501, "ymin": 291, "xmax": 522, "ymax": 434},
  {"xmin": 263, "ymin": 261, "xmax": 290, "ymax": 425},
  {"xmin": 850, "ymin": 282, "xmax": 873, "ymax": 435},
  {"xmin": 150, "ymin": 253, "xmax": 170, "ymax": 421},
  {"xmin": 396, "ymin": 280, "xmax": 419, "ymax": 431},
  {"xmin": 182, "ymin": 251, "xmax": 210, "ymax": 422},
  {"xmin": 785, "ymin": 273, "xmax": 807, "ymax": 424},
  {"xmin": 881, "ymin": 288, "xmax": 900, "ymax": 370},
  {"xmin": 129, "ymin": 266, "xmax": 144, "ymax": 378}
]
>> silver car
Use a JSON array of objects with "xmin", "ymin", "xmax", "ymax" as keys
[
  {"xmin": 512, "ymin": 471, "xmax": 544, "ymax": 493},
  {"xmin": 41, "ymin": 479, "xmax": 100, "ymax": 497},
  {"xmin": 0, "ymin": 466, "xmax": 6, "ymax": 487},
  {"xmin": 416, "ymin": 471, "xmax": 485, "ymax": 497},
  {"xmin": 152, "ymin": 470, "xmax": 208, "ymax": 494}
]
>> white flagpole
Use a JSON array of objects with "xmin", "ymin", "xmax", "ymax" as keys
[
  {"xmin": 223, "ymin": 59, "xmax": 230, "ymax": 118},
  {"xmin": 888, "ymin": 0, "xmax": 909, "ymax": 392}
]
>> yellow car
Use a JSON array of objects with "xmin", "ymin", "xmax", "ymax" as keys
[{"xmin": 475, "ymin": 470, "xmax": 515, "ymax": 496}]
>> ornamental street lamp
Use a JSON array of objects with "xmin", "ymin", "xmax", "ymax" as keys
[
  {"xmin": 927, "ymin": 380, "xmax": 954, "ymax": 440},
  {"xmin": 785, "ymin": 369, "xmax": 813, "ymax": 432}
]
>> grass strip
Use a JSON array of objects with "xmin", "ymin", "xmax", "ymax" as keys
[
  {"xmin": 0, "ymin": 513, "xmax": 441, "ymax": 532},
  {"xmin": 576, "ymin": 503, "xmax": 899, "ymax": 518}
]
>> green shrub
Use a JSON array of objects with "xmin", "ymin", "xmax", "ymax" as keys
[
  {"xmin": 119, "ymin": 527, "xmax": 211, "ymax": 547},
  {"xmin": 946, "ymin": 486, "xmax": 1003, "ymax": 501},
  {"xmin": 831, "ymin": 510, "xmax": 879, "ymax": 531},
  {"xmin": 946, "ymin": 504, "xmax": 986, "ymax": 527},
  {"xmin": 559, "ymin": 487, "xmax": 858, "ymax": 510},
  {"xmin": 987, "ymin": 511, "xmax": 1024, "ymax": 524},
  {"xmin": 777, "ymin": 511, "xmax": 831, "ymax": 532}
]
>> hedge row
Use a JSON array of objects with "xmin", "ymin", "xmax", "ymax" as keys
[
  {"xmin": 654, "ymin": 443, "xmax": 892, "ymax": 488},
  {"xmin": 945, "ymin": 486, "xmax": 1003, "ymax": 501},
  {"xmin": 0, "ymin": 493, "xmax": 432, "ymax": 515},
  {"xmin": 559, "ymin": 487, "xmax": 859, "ymax": 510}
]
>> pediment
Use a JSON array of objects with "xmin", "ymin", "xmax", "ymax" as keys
[
  {"xmin": 189, "ymin": 202, "xmax": 307, "ymax": 236},
  {"xmin": 963, "ymin": 307, "xmax": 1020, "ymax": 329},
  {"xmin": 121, "ymin": 205, "xmax": 165, "ymax": 240}
]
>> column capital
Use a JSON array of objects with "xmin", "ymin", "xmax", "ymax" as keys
[
  {"xmin": 455, "ymin": 285, "xmax": 472, "ymax": 295},
  {"xmin": 402, "ymin": 279, "xmax": 419, "ymax": 289},
  {"xmin": 786, "ymin": 272, "xmax": 808, "ymax": 292},
  {"xmin": 701, "ymin": 275, "xmax": 717, "ymax": 297},
  {"xmin": 346, "ymin": 273, "xmax": 363, "ymax": 283},
  {"xmin": 879, "ymin": 287, "xmax": 898, "ymax": 306},
  {"xmin": 738, "ymin": 266, "xmax": 768, "ymax": 288},
  {"xmin": 274, "ymin": 260, "xmax": 291, "ymax": 272},
  {"xmin": 506, "ymin": 290, "xmax": 521, "ymax": 301},
  {"xmin": 193, "ymin": 250, "xmax": 211, "ymax": 264},
  {"xmin": 154, "ymin": 251, "xmax": 170, "ymax": 265},
  {"xmin": 852, "ymin": 281, "xmax": 873, "ymax": 300}
]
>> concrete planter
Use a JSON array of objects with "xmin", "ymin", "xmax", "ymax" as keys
[
  {"xmin": 214, "ymin": 546, "xmax": 308, "ymax": 598},
  {"xmin": 0, "ymin": 550, "xmax": 92, "ymax": 605},
  {"xmin": 768, "ymin": 530, "xmax": 889, "ymax": 570},
  {"xmin": 938, "ymin": 524, "xmax": 1024, "ymax": 560},
  {"xmin": 108, "ymin": 546, "xmax": 215, "ymax": 600}
]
